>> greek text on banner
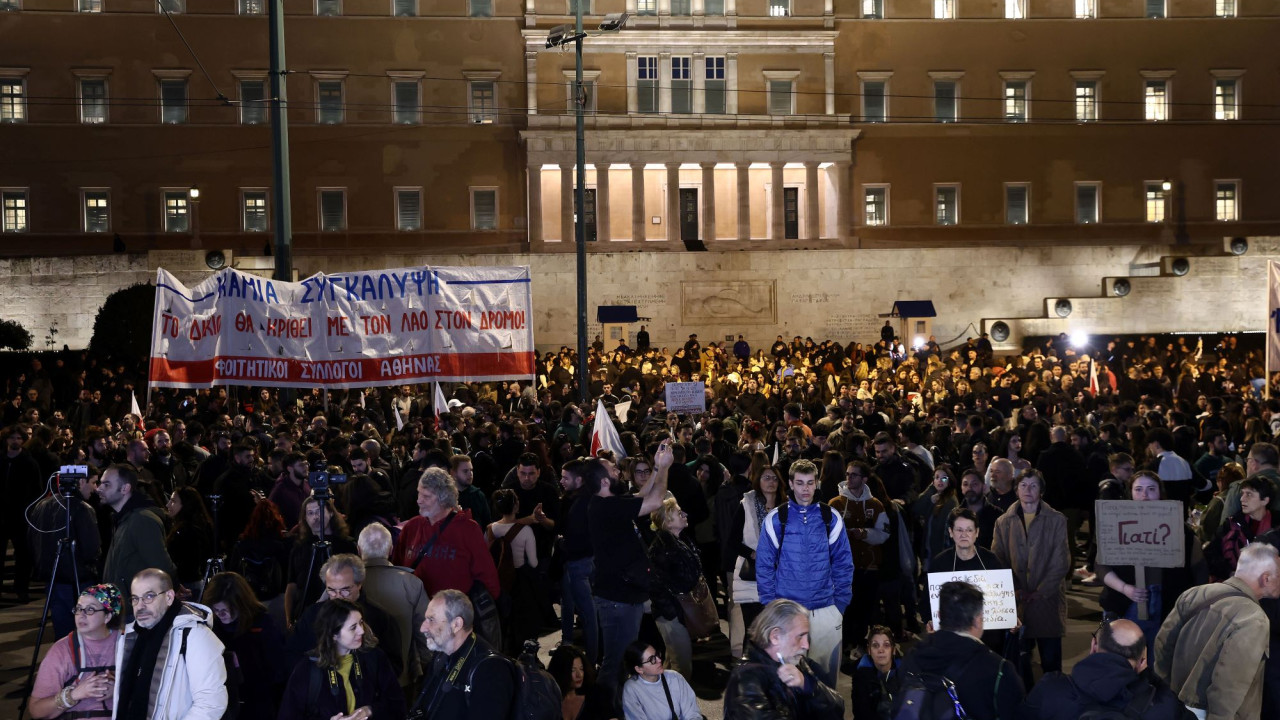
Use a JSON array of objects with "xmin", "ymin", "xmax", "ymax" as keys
[{"xmin": 148, "ymin": 266, "xmax": 537, "ymax": 389}]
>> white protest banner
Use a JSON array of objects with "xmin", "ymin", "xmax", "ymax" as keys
[
  {"xmin": 665, "ymin": 382, "xmax": 707, "ymax": 415},
  {"xmin": 1094, "ymin": 500, "xmax": 1185, "ymax": 568},
  {"xmin": 1268, "ymin": 261, "xmax": 1280, "ymax": 379},
  {"xmin": 149, "ymin": 266, "xmax": 536, "ymax": 389},
  {"xmin": 615, "ymin": 400, "xmax": 633, "ymax": 423},
  {"xmin": 927, "ymin": 569, "xmax": 1017, "ymax": 631}
]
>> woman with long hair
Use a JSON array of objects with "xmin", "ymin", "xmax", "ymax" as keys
[
  {"xmin": 817, "ymin": 450, "xmax": 845, "ymax": 504},
  {"xmin": 28, "ymin": 584, "xmax": 123, "ymax": 720},
  {"xmin": 202, "ymin": 572, "xmax": 287, "ymax": 720},
  {"xmin": 487, "ymin": 488, "xmax": 541, "ymax": 654},
  {"xmin": 277, "ymin": 599, "xmax": 403, "ymax": 720},
  {"xmin": 164, "ymin": 487, "xmax": 214, "ymax": 590},
  {"xmin": 548, "ymin": 644, "xmax": 615, "ymax": 720},
  {"xmin": 728, "ymin": 459, "xmax": 787, "ymax": 652},
  {"xmin": 911, "ymin": 464, "xmax": 960, "ymax": 564},
  {"xmin": 229, "ymin": 499, "xmax": 290, "ymax": 601},
  {"xmin": 284, "ymin": 496, "xmax": 356, "ymax": 629}
]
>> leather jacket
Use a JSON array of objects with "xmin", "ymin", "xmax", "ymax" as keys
[{"xmin": 723, "ymin": 642, "xmax": 844, "ymax": 720}]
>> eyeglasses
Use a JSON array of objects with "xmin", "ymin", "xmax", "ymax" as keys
[
  {"xmin": 72, "ymin": 606, "xmax": 105, "ymax": 616},
  {"xmin": 634, "ymin": 467, "xmax": 653, "ymax": 475},
  {"xmin": 325, "ymin": 586, "xmax": 355, "ymax": 598},
  {"xmin": 641, "ymin": 654, "xmax": 663, "ymax": 666},
  {"xmin": 130, "ymin": 592, "xmax": 164, "ymax": 606}
]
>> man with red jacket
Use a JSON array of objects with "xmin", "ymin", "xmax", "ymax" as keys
[{"xmin": 392, "ymin": 467, "xmax": 500, "ymax": 601}]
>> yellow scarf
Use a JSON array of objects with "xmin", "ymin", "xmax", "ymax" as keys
[{"xmin": 335, "ymin": 654, "xmax": 356, "ymax": 714}]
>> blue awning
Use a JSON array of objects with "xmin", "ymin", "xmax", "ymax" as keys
[
  {"xmin": 597, "ymin": 305, "xmax": 639, "ymax": 323},
  {"xmin": 890, "ymin": 300, "xmax": 937, "ymax": 318}
]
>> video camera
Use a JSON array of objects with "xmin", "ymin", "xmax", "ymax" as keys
[
  {"xmin": 308, "ymin": 460, "xmax": 348, "ymax": 493},
  {"xmin": 57, "ymin": 465, "xmax": 88, "ymax": 495}
]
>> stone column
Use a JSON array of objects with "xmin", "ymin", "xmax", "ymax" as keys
[
  {"xmin": 805, "ymin": 161, "xmax": 819, "ymax": 240},
  {"xmin": 701, "ymin": 162, "xmax": 716, "ymax": 241},
  {"xmin": 834, "ymin": 161, "xmax": 851, "ymax": 242},
  {"xmin": 560, "ymin": 164, "xmax": 573, "ymax": 244},
  {"xmin": 526, "ymin": 52, "xmax": 538, "ymax": 115},
  {"xmin": 824, "ymin": 53, "xmax": 835, "ymax": 115},
  {"xmin": 736, "ymin": 162, "xmax": 750, "ymax": 240},
  {"xmin": 631, "ymin": 162, "xmax": 645, "ymax": 242},
  {"xmin": 527, "ymin": 163, "xmax": 542, "ymax": 245},
  {"xmin": 770, "ymin": 162, "xmax": 785, "ymax": 241},
  {"xmin": 692, "ymin": 52, "xmax": 706, "ymax": 114},
  {"xmin": 666, "ymin": 162, "xmax": 680, "ymax": 242},
  {"xmin": 726, "ymin": 52, "xmax": 739, "ymax": 115},
  {"xmin": 597, "ymin": 164, "xmax": 611, "ymax": 242},
  {"xmin": 626, "ymin": 53, "xmax": 638, "ymax": 114}
]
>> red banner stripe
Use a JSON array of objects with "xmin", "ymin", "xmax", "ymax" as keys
[{"xmin": 148, "ymin": 351, "xmax": 536, "ymax": 388}]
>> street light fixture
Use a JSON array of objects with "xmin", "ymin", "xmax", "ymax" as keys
[{"xmin": 546, "ymin": 8, "xmax": 629, "ymax": 404}]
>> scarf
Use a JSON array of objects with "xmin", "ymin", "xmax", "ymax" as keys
[{"xmin": 117, "ymin": 601, "xmax": 181, "ymax": 720}]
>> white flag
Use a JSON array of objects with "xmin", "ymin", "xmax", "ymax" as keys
[
  {"xmin": 130, "ymin": 392, "xmax": 142, "ymax": 419},
  {"xmin": 393, "ymin": 403, "xmax": 404, "ymax": 431},
  {"xmin": 434, "ymin": 382, "xmax": 448, "ymax": 417},
  {"xmin": 590, "ymin": 398, "xmax": 626, "ymax": 460},
  {"xmin": 614, "ymin": 400, "xmax": 632, "ymax": 424}
]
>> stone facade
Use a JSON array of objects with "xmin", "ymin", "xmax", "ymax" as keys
[{"xmin": 4, "ymin": 241, "xmax": 1273, "ymax": 353}]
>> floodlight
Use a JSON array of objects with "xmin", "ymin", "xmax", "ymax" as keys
[{"xmin": 599, "ymin": 12, "xmax": 629, "ymax": 32}]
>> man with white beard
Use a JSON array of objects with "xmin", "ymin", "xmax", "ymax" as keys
[{"xmin": 409, "ymin": 590, "xmax": 514, "ymax": 720}]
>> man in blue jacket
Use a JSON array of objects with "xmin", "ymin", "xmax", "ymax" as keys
[{"xmin": 756, "ymin": 459, "xmax": 854, "ymax": 688}]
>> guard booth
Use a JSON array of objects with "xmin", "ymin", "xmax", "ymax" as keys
[
  {"xmin": 597, "ymin": 305, "xmax": 644, "ymax": 350},
  {"xmin": 883, "ymin": 300, "xmax": 936, "ymax": 348}
]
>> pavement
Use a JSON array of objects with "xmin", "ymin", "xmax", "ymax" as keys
[{"xmin": 0, "ymin": 573, "xmax": 1105, "ymax": 719}]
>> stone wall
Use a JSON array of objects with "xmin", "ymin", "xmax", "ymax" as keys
[{"xmin": 1, "ymin": 241, "xmax": 1274, "ymax": 352}]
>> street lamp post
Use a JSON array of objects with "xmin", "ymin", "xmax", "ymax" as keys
[{"xmin": 548, "ymin": 11, "xmax": 628, "ymax": 405}]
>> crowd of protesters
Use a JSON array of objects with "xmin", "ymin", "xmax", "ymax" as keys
[{"xmin": 2, "ymin": 326, "xmax": 1279, "ymax": 720}]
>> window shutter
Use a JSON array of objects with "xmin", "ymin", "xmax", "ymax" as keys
[
  {"xmin": 473, "ymin": 191, "xmax": 496, "ymax": 230},
  {"xmin": 321, "ymin": 191, "xmax": 345, "ymax": 231},
  {"xmin": 397, "ymin": 191, "xmax": 421, "ymax": 231}
]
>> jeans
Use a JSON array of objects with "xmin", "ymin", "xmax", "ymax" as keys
[
  {"xmin": 655, "ymin": 617, "xmax": 693, "ymax": 680},
  {"xmin": 561, "ymin": 557, "xmax": 599, "ymax": 665},
  {"xmin": 1122, "ymin": 584, "xmax": 1162, "ymax": 662},
  {"xmin": 595, "ymin": 597, "xmax": 644, "ymax": 691},
  {"xmin": 49, "ymin": 582, "xmax": 78, "ymax": 639}
]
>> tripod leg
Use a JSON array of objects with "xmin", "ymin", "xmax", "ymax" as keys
[{"xmin": 17, "ymin": 539, "xmax": 67, "ymax": 720}]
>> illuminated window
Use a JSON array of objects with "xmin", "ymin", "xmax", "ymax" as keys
[
  {"xmin": 1215, "ymin": 181, "xmax": 1238, "ymax": 221},
  {"xmin": 863, "ymin": 0, "xmax": 883, "ymax": 18},
  {"xmin": 83, "ymin": 190, "xmax": 110, "ymax": 232},
  {"xmin": 769, "ymin": 0, "xmax": 790, "ymax": 17},
  {"xmin": 1005, "ymin": 0, "xmax": 1025, "ymax": 19},
  {"xmin": 1074, "ymin": 81, "xmax": 1097, "ymax": 121},
  {"xmin": 163, "ymin": 191, "xmax": 190, "ymax": 233},
  {"xmin": 1074, "ymin": 0, "xmax": 1095, "ymax": 18},
  {"xmin": 1, "ymin": 78, "xmax": 27, "ymax": 123},
  {"xmin": 864, "ymin": 186, "xmax": 888, "ymax": 226},
  {"xmin": 1216, "ymin": 0, "xmax": 1236, "ymax": 17},
  {"xmin": 935, "ymin": 185, "xmax": 959, "ymax": 225},
  {"xmin": 1144, "ymin": 182, "xmax": 1168, "ymax": 223},
  {"xmin": 1144, "ymin": 80, "xmax": 1168, "ymax": 121},
  {"xmin": 934, "ymin": 0, "xmax": 954, "ymax": 19},
  {"xmin": 242, "ymin": 191, "xmax": 269, "ymax": 232},
  {"xmin": 1214, "ymin": 78, "xmax": 1239, "ymax": 120},
  {"xmin": 1, "ymin": 190, "xmax": 27, "ymax": 233},
  {"xmin": 1003, "ymin": 81, "xmax": 1027, "ymax": 122}
]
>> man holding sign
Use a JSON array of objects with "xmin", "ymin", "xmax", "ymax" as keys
[{"xmin": 896, "ymin": 581, "xmax": 1025, "ymax": 720}]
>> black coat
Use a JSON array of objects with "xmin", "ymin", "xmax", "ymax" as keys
[
  {"xmin": 277, "ymin": 648, "xmax": 403, "ymax": 720},
  {"xmin": 648, "ymin": 531, "xmax": 704, "ymax": 622},
  {"xmin": 897, "ymin": 630, "xmax": 1024, "ymax": 720},
  {"xmin": 851, "ymin": 657, "xmax": 901, "ymax": 720},
  {"xmin": 410, "ymin": 634, "xmax": 515, "ymax": 720},
  {"xmin": 723, "ymin": 641, "xmax": 844, "ymax": 720},
  {"xmin": 1018, "ymin": 652, "xmax": 1195, "ymax": 720}
]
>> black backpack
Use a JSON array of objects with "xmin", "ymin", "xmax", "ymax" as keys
[
  {"xmin": 179, "ymin": 624, "xmax": 242, "ymax": 720},
  {"xmin": 236, "ymin": 547, "xmax": 284, "ymax": 600},
  {"xmin": 464, "ymin": 649, "xmax": 560, "ymax": 720},
  {"xmin": 1076, "ymin": 678, "xmax": 1158, "ymax": 720},
  {"xmin": 891, "ymin": 658, "xmax": 971, "ymax": 720}
]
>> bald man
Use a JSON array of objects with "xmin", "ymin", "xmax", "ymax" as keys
[{"xmin": 1020, "ymin": 618, "xmax": 1194, "ymax": 720}]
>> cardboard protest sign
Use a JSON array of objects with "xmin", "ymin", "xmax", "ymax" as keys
[
  {"xmin": 1094, "ymin": 500, "xmax": 1184, "ymax": 568},
  {"xmin": 149, "ymin": 266, "xmax": 536, "ymax": 389},
  {"xmin": 665, "ymin": 382, "xmax": 707, "ymax": 414},
  {"xmin": 927, "ymin": 569, "xmax": 1018, "ymax": 630}
]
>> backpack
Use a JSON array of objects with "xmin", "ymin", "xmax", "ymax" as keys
[
  {"xmin": 179, "ymin": 624, "xmax": 242, "ymax": 720},
  {"xmin": 891, "ymin": 658, "xmax": 972, "ymax": 720},
  {"xmin": 1075, "ymin": 681, "xmax": 1158, "ymax": 720},
  {"xmin": 465, "ymin": 649, "xmax": 560, "ymax": 720},
  {"xmin": 236, "ymin": 547, "xmax": 284, "ymax": 600},
  {"xmin": 773, "ymin": 501, "xmax": 834, "ymax": 568}
]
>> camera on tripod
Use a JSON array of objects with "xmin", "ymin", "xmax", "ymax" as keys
[
  {"xmin": 308, "ymin": 460, "xmax": 348, "ymax": 494},
  {"xmin": 57, "ymin": 465, "xmax": 88, "ymax": 495}
]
